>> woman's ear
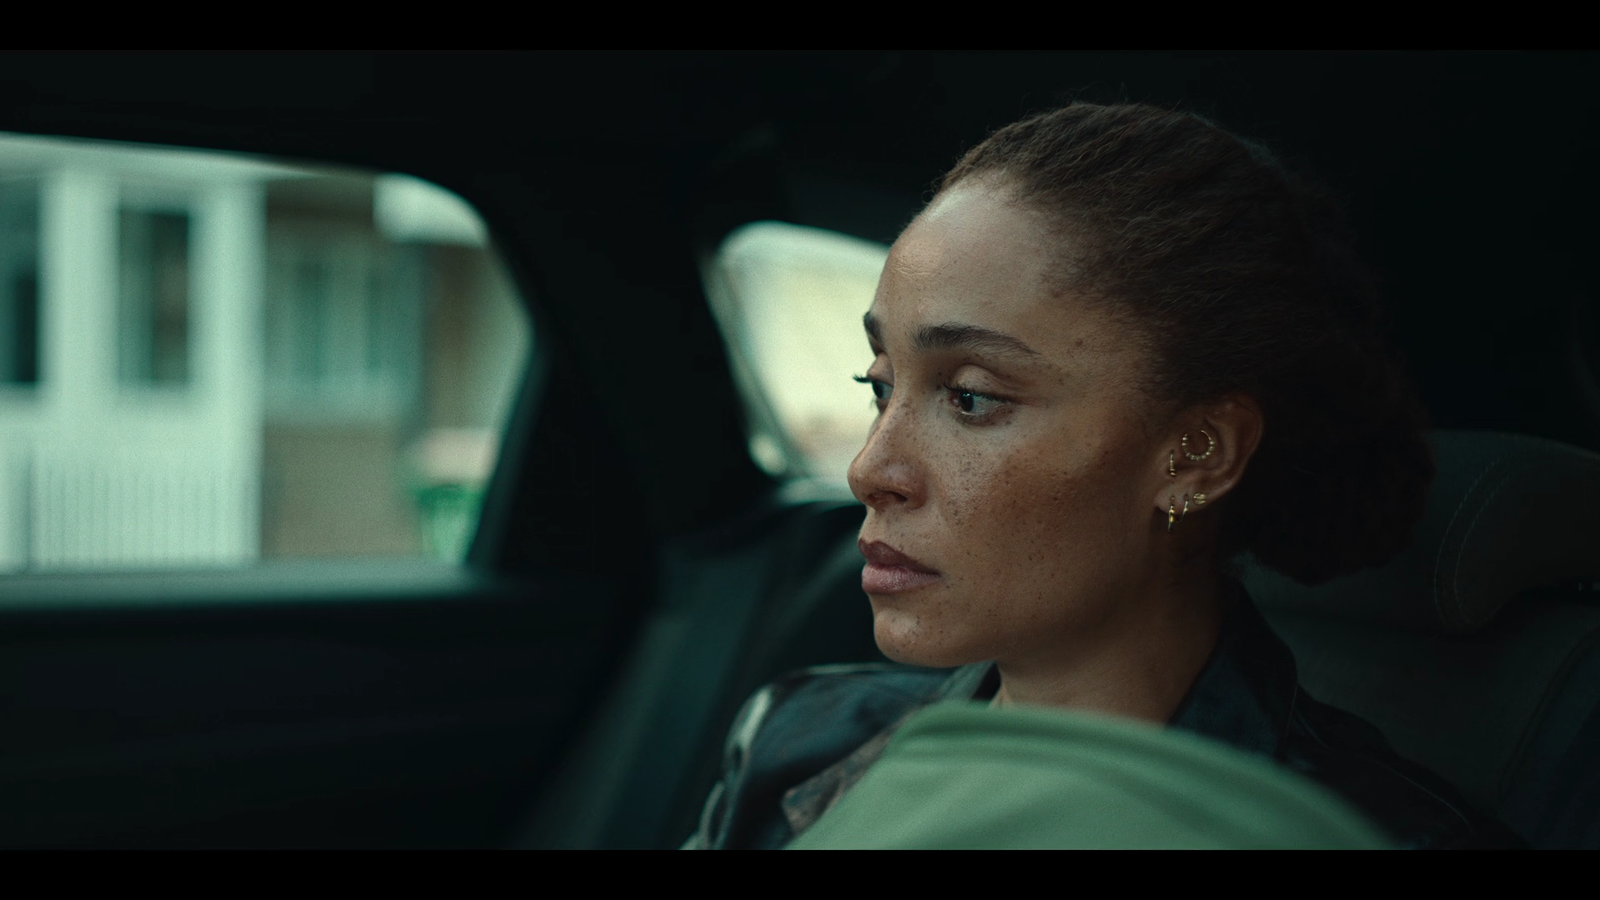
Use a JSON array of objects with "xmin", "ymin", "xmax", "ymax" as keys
[{"xmin": 1151, "ymin": 395, "xmax": 1263, "ymax": 516}]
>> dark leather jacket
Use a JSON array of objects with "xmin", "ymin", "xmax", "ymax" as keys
[{"xmin": 685, "ymin": 594, "xmax": 1523, "ymax": 849}]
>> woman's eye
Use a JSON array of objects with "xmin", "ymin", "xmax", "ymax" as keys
[
  {"xmin": 853, "ymin": 374, "xmax": 892, "ymax": 407},
  {"xmin": 948, "ymin": 386, "xmax": 1005, "ymax": 419}
]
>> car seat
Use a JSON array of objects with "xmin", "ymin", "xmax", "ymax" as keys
[{"xmin": 1245, "ymin": 430, "xmax": 1600, "ymax": 848}]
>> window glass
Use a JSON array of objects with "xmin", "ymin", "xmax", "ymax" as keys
[
  {"xmin": 0, "ymin": 132, "xmax": 530, "ymax": 571},
  {"xmin": 705, "ymin": 221, "xmax": 888, "ymax": 487},
  {"xmin": 0, "ymin": 177, "xmax": 40, "ymax": 388},
  {"xmin": 118, "ymin": 208, "xmax": 191, "ymax": 385}
]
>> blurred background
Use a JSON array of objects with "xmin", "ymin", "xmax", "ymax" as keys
[
  {"xmin": 8, "ymin": 53, "xmax": 1600, "ymax": 571},
  {"xmin": 0, "ymin": 132, "xmax": 528, "ymax": 570}
]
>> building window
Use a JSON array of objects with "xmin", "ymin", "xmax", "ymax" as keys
[
  {"xmin": 266, "ymin": 226, "xmax": 424, "ymax": 421},
  {"xmin": 0, "ymin": 178, "xmax": 39, "ymax": 385},
  {"xmin": 117, "ymin": 208, "xmax": 191, "ymax": 386}
]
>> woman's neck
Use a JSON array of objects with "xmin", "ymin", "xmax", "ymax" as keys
[{"xmin": 990, "ymin": 569, "xmax": 1231, "ymax": 723}]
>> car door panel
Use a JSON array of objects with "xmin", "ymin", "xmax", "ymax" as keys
[{"xmin": 0, "ymin": 564, "xmax": 628, "ymax": 847}]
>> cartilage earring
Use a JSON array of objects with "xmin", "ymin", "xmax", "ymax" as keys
[
  {"xmin": 1192, "ymin": 492, "xmax": 1207, "ymax": 507},
  {"xmin": 1168, "ymin": 452, "xmax": 1176, "ymax": 478},
  {"xmin": 1167, "ymin": 496, "xmax": 1178, "ymax": 533},
  {"xmin": 1181, "ymin": 429, "xmax": 1215, "ymax": 462}
]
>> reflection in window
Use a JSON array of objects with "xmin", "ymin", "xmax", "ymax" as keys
[
  {"xmin": 0, "ymin": 178, "xmax": 39, "ymax": 385},
  {"xmin": 118, "ymin": 209, "xmax": 190, "ymax": 385}
]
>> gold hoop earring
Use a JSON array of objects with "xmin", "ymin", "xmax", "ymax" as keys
[
  {"xmin": 1192, "ymin": 492, "xmax": 1207, "ymax": 507},
  {"xmin": 1181, "ymin": 429, "xmax": 1215, "ymax": 462},
  {"xmin": 1168, "ymin": 452, "xmax": 1176, "ymax": 478},
  {"xmin": 1167, "ymin": 496, "xmax": 1177, "ymax": 533},
  {"xmin": 1180, "ymin": 494, "xmax": 1191, "ymax": 522}
]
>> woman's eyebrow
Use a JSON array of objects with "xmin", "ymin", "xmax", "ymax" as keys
[
  {"xmin": 915, "ymin": 322, "xmax": 1041, "ymax": 360},
  {"xmin": 862, "ymin": 314, "xmax": 1041, "ymax": 362}
]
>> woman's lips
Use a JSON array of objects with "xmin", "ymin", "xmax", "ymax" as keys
[{"xmin": 859, "ymin": 540, "xmax": 941, "ymax": 594}]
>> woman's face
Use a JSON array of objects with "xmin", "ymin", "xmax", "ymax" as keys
[{"xmin": 849, "ymin": 179, "xmax": 1173, "ymax": 672}]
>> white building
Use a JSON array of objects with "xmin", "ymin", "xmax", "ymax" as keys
[{"xmin": 0, "ymin": 133, "xmax": 526, "ymax": 572}]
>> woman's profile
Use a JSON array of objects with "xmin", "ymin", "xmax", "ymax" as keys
[{"xmin": 686, "ymin": 102, "xmax": 1519, "ymax": 849}]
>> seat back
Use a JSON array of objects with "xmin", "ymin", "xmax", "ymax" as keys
[{"xmin": 1247, "ymin": 430, "xmax": 1600, "ymax": 847}]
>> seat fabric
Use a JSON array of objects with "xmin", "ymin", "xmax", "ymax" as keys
[
  {"xmin": 1266, "ymin": 593, "xmax": 1600, "ymax": 847},
  {"xmin": 1250, "ymin": 431, "xmax": 1600, "ymax": 848}
]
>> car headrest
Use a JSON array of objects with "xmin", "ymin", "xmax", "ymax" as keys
[{"xmin": 1245, "ymin": 431, "xmax": 1600, "ymax": 634}]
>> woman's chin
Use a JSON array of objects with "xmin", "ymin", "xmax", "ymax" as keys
[{"xmin": 872, "ymin": 610, "xmax": 975, "ymax": 669}]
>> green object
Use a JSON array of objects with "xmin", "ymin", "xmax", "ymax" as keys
[
  {"xmin": 413, "ymin": 483, "xmax": 483, "ymax": 561},
  {"xmin": 787, "ymin": 703, "xmax": 1392, "ymax": 850}
]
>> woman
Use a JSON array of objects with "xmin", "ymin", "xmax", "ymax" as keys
[{"xmin": 686, "ymin": 102, "xmax": 1519, "ymax": 849}]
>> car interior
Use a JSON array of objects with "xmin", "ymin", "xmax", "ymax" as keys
[{"xmin": 1, "ymin": 52, "xmax": 1598, "ymax": 849}]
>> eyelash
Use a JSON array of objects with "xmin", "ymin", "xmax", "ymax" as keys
[
  {"xmin": 853, "ymin": 374, "xmax": 1008, "ymax": 423},
  {"xmin": 853, "ymin": 374, "xmax": 890, "ymax": 409}
]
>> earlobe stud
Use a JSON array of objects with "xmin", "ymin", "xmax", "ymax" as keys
[{"xmin": 1193, "ymin": 492, "xmax": 1207, "ymax": 507}]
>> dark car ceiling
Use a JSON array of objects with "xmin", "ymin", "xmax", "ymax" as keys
[{"xmin": 4, "ymin": 53, "xmax": 1599, "ymax": 536}]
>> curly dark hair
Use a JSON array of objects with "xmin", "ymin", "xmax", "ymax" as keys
[{"xmin": 941, "ymin": 102, "xmax": 1434, "ymax": 585}]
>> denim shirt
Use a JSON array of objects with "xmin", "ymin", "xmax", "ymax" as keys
[{"xmin": 684, "ymin": 593, "xmax": 1522, "ymax": 849}]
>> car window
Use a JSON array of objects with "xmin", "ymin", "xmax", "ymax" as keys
[
  {"xmin": 0, "ymin": 132, "xmax": 529, "ymax": 572},
  {"xmin": 704, "ymin": 221, "xmax": 888, "ymax": 488}
]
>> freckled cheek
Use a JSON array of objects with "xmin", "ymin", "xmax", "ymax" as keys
[
  {"xmin": 940, "ymin": 454, "xmax": 1109, "ymax": 569},
  {"xmin": 937, "ymin": 451, "xmax": 1053, "ymax": 537}
]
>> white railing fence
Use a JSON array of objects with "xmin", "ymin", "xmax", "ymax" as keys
[{"xmin": 0, "ymin": 444, "xmax": 256, "ymax": 571}]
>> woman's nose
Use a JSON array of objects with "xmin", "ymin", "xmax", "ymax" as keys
[{"xmin": 847, "ymin": 405, "xmax": 923, "ymax": 511}]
